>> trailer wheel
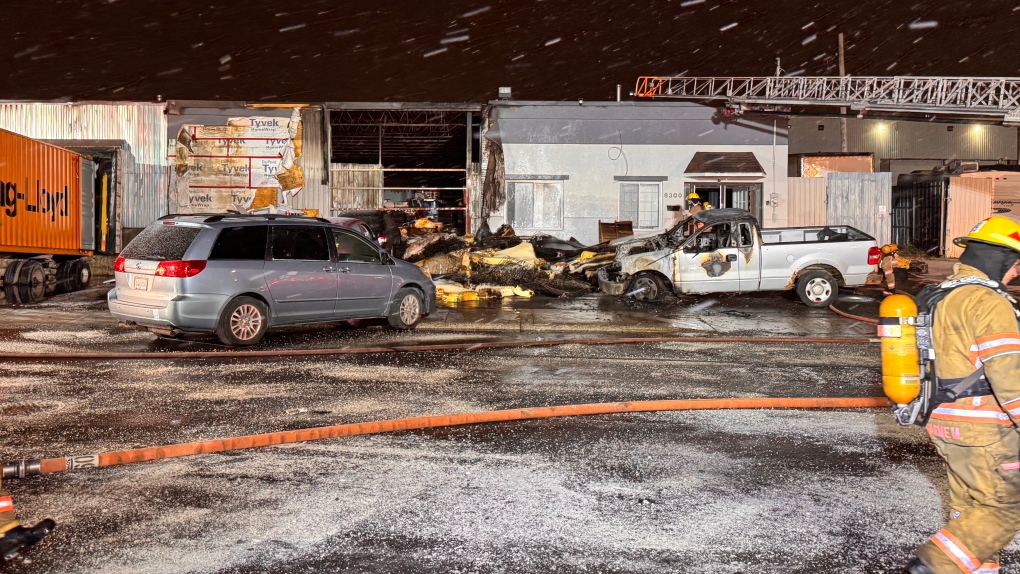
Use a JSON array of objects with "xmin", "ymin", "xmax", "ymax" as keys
[
  {"xmin": 70, "ymin": 259, "xmax": 91, "ymax": 291},
  {"xmin": 796, "ymin": 270, "xmax": 838, "ymax": 307},
  {"xmin": 15, "ymin": 260, "xmax": 46, "ymax": 304}
]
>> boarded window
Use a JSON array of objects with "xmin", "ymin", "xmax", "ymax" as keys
[
  {"xmin": 620, "ymin": 183, "xmax": 661, "ymax": 229},
  {"xmin": 507, "ymin": 182, "xmax": 563, "ymax": 229}
]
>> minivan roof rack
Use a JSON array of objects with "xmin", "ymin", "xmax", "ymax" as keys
[{"xmin": 158, "ymin": 212, "xmax": 331, "ymax": 224}]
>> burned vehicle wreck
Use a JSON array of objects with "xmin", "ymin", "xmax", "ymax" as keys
[{"xmin": 597, "ymin": 208, "xmax": 880, "ymax": 307}]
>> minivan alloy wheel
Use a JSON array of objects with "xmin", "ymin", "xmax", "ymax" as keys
[
  {"xmin": 399, "ymin": 293, "xmax": 421, "ymax": 324},
  {"xmin": 230, "ymin": 304, "xmax": 263, "ymax": 341}
]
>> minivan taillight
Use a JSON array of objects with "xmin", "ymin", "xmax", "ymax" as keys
[
  {"xmin": 155, "ymin": 260, "xmax": 207, "ymax": 278},
  {"xmin": 868, "ymin": 246, "xmax": 882, "ymax": 266},
  {"xmin": 114, "ymin": 256, "xmax": 126, "ymax": 273}
]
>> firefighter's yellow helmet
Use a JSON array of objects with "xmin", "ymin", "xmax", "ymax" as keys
[
  {"xmin": 687, "ymin": 192, "xmax": 701, "ymax": 200},
  {"xmin": 954, "ymin": 216, "xmax": 1020, "ymax": 254},
  {"xmin": 702, "ymin": 202, "xmax": 713, "ymax": 210},
  {"xmin": 881, "ymin": 243, "xmax": 898, "ymax": 255}
]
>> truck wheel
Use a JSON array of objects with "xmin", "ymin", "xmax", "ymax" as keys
[
  {"xmin": 388, "ymin": 287, "xmax": 423, "ymax": 330},
  {"xmin": 796, "ymin": 270, "xmax": 838, "ymax": 307},
  {"xmin": 216, "ymin": 296, "xmax": 269, "ymax": 346},
  {"xmin": 71, "ymin": 259, "xmax": 91, "ymax": 291},
  {"xmin": 16, "ymin": 260, "xmax": 46, "ymax": 304},
  {"xmin": 630, "ymin": 273, "xmax": 667, "ymax": 302}
]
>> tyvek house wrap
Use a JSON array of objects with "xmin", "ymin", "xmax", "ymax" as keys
[{"xmin": 169, "ymin": 109, "xmax": 304, "ymax": 213}]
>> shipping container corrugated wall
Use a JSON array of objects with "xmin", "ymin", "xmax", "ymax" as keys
[
  {"xmin": 0, "ymin": 129, "xmax": 84, "ymax": 255},
  {"xmin": 0, "ymin": 103, "xmax": 168, "ymax": 228},
  {"xmin": 945, "ymin": 177, "xmax": 994, "ymax": 258},
  {"xmin": 826, "ymin": 172, "xmax": 893, "ymax": 246},
  {"xmin": 288, "ymin": 107, "xmax": 331, "ymax": 216},
  {"xmin": 787, "ymin": 177, "xmax": 826, "ymax": 227}
]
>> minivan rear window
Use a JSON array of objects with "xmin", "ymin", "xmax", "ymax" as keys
[
  {"xmin": 121, "ymin": 225, "xmax": 202, "ymax": 261},
  {"xmin": 209, "ymin": 225, "xmax": 268, "ymax": 260}
]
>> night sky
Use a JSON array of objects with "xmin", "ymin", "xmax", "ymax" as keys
[{"xmin": 2, "ymin": 0, "xmax": 1017, "ymax": 103}]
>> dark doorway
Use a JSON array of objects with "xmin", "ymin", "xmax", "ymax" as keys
[{"xmin": 891, "ymin": 181, "xmax": 945, "ymax": 253}]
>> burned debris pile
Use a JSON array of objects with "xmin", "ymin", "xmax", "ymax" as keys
[{"xmin": 398, "ymin": 219, "xmax": 620, "ymax": 303}]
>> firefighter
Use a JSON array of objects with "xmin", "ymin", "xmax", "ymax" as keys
[
  {"xmin": 0, "ymin": 477, "xmax": 55, "ymax": 561},
  {"xmin": 906, "ymin": 216, "xmax": 1020, "ymax": 574},
  {"xmin": 881, "ymin": 243, "xmax": 900, "ymax": 295}
]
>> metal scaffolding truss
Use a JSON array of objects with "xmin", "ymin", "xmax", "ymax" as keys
[{"xmin": 634, "ymin": 76, "xmax": 1020, "ymax": 123}]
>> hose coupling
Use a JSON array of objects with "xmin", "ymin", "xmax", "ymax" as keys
[{"xmin": 2, "ymin": 460, "xmax": 41, "ymax": 480}]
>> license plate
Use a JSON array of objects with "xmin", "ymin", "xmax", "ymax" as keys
[{"xmin": 132, "ymin": 276, "xmax": 149, "ymax": 291}]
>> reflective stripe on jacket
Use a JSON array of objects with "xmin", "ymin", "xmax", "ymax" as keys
[{"xmin": 934, "ymin": 264, "xmax": 1020, "ymax": 426}]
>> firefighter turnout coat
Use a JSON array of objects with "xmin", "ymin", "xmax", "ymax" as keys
[{"xmin": 917, "ymin": 264, "xmax": 1020, "ymax": 574}]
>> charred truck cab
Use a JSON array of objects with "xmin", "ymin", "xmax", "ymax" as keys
[{"xmin": 598, "ymin": 208, "xmax": 880, "ymax": 307}]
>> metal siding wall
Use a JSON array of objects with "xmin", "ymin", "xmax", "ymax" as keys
[
  {"xmin": 826, "ymin": 172, "xmax": 892, "ymax": 246},
  {"xmin": 331, "ymin": 164, "xmax": 384, "ymax": 210},
  {"xmin": 288, "ymin": 107, "xmax": 331, "ymax": 215},
  {"xmin": 790, "ymin": 117, "xmax": 1017, "ymax": 161},
  {"xmin": 787, "ymin": 177, "xmax": 826, "ymax": 227},
  {"xmin": 945, "ymin": 177, "xmax": 993, "ymax": 258},
  {"xmin": 0, "ymin": 103, "xmax": 168, "ymax": 229}
]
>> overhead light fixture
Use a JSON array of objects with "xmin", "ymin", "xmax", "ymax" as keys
[
  {"xmin": 972, "ymin": 125, "xmax": 983, "ymax": 133},
  {"xmin": 876, "ymin": 123, "xmax": 887, "ymax": 131}
]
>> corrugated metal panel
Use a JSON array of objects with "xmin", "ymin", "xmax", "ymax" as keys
[
  {"xmin": 0, "ymin": 129, "xmax": 84, "ymax": 255},
  {"xmin": 945, "ymin": 177, "xmax": 993, "ymax": 258},
  {"xmin": 787, "ymin": 177, "xmax": 826, "ymax": 227},
  {"xmin": 0, "ymin": 103, "xmax": 169, "ymax": 228},
  {"xmin": 962, "ymin": 171, "xmax": 1020, "ymax": 220},
  {"xmin": 289, "ymin": 107, "xmax": 332, "ymax": 215},
  {"xmin": 826, "ymin": 172, "xmax": 892, "ymax": 245},
  {"xmin": 790, "ymin": 118, "xmax": 1017, "ymax": 161},
  {"xmin": 331, "ymin": 164, "xmax": 383, "ymax": 209}
]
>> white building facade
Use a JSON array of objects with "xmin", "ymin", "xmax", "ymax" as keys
[{"xmin": 481, "ymin": 101, "xmax": 789, "ymax": 246}]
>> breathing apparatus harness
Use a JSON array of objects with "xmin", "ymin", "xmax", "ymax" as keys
[{"xmin": 893, "ymin": 276, "xmax": 1020, "ymax": 426}]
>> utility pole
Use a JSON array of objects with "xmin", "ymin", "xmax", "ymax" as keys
[{"xmin": 838, "ymin": 33, "xmax": 848, "ymax": 153}]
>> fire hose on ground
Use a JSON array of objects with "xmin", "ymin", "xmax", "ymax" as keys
[
  {"xmin": 2, "ymin": 397, "xmax": 889, "ymax": 480},
  {"xmin": 0, "ymin": 335, "xmax": 878, "ymax": 362}
]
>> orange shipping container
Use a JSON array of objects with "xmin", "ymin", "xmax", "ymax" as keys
[{"xmin": 0, "ymin": 128, "xmax": 92, "ymax": 257}]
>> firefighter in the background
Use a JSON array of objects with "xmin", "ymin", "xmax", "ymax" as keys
[
  {"xmin": 880, "ymin": 243, "xmax": 900, "ymax": 295},
  {"xmin": 906, "ymin": 216, "xmax": 1020, "ymax": 574},
  {"xmin": 0, "ymin": 477, "xmax": 55, "ymax": 561},
  {"xmin": 686, "ymin": 192, "xmax": 703, "ymax": 217}
]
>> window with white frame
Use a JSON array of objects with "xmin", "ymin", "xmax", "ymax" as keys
[
  {"xmin": 507, "ymin": 181, "xmax": 563, "ymax": 229},
  {"xmin": 619, "ymin": 182, "xmax": 661, "ymax": 229}
]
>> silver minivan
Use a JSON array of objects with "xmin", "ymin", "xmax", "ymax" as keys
[{"xmin": 108, "ymin": 214, "xmax": 437, "ymax": 346}]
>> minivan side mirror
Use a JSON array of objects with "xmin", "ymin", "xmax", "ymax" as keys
[{"xmin": 380, "ymin": 251, "xmax": 394, "ymax": 265}]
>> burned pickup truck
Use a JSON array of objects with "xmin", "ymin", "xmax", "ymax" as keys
[{"xmin": 597, "ymin": 208, "xmax": 880, "ymax": 307}]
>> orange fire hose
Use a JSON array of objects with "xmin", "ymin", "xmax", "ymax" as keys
[
  {"xmin": 828, "ymin": 304, "xmax": 880, "ymax": 325},
  {"xmin": 0, "ymin": 335, "xmax": 878, "ymax": 362},
  {"xmin": 3, "ymin": 396, "xmax": 888, "ymax": 479}
]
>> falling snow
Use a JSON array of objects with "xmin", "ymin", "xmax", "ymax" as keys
[{"xmin": 719, "ymin": 22, "xmax": 738, "ymax": 32}]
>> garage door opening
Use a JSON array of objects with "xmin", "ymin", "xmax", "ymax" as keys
[{"xmin": 330, "ymin": 107, "xmax": 481, "ymax": 234}]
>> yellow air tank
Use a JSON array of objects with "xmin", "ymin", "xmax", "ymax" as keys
[{"xmin": 879, "ymin": 294, "xmax": 921, "ymax": 405}]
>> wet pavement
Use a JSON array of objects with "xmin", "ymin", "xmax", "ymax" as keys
[{"xmin": 2, "ymin": 274, "xmax": 1013, "ymax": 572}]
